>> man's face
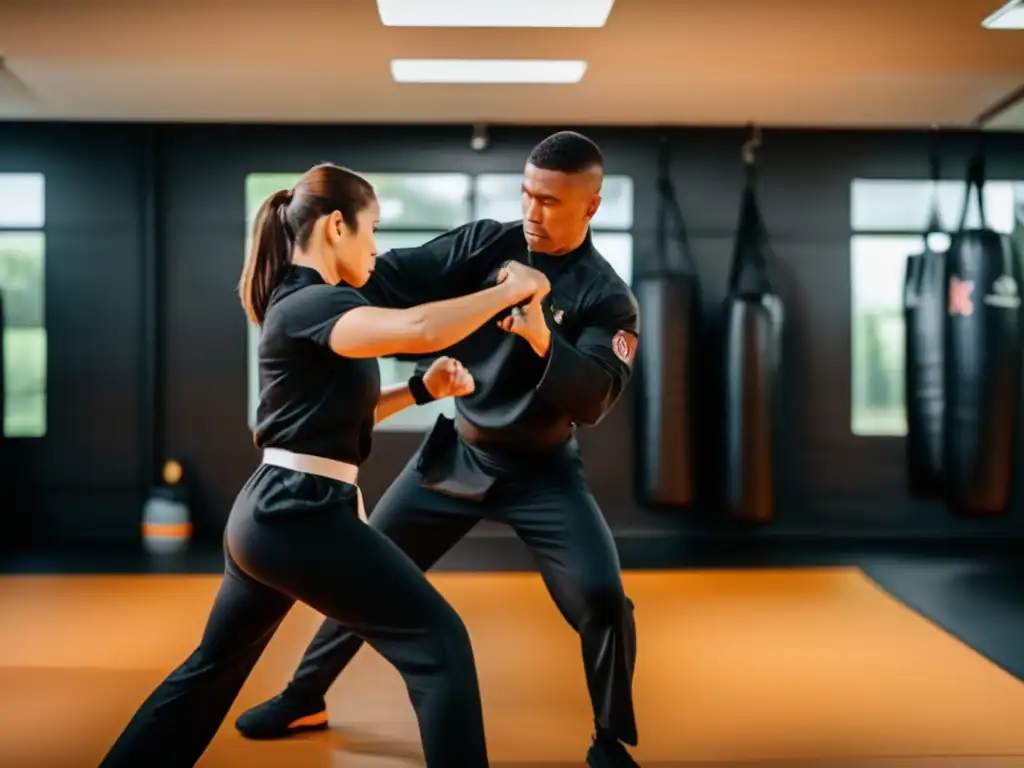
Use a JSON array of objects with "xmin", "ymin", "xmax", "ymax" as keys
[{"xmin": 521, "ymin": 162, "xmax": 601, "ymax": 255}]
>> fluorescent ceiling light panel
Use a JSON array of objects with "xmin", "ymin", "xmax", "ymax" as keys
[
  {"xmin": 377, "ymin": 0, "xmax": 614, "ymax": 28},
  {"xmin": 390, "ymin": 59, "xmax": 587, "ymax": 84},
  {"xmin": 982, "ymin": 0, "xmax": 1024, "ymax": 28}
]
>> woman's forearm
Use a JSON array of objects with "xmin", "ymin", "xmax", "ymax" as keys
[
  {"xmin": 411, "ymin": 282, "xmax": 525, "ymax": 353},
  {"xmin": 374, "ymin": 382, "xmax": 417, "ymax": 424},
  {"xmin": 328, "ymin": 271, "xmax": 540, "ymax": 360}
]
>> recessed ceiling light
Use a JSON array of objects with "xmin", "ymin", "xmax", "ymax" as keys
[
  {"xmin": 390, "ymin": 59, "xmax": 588, "ymax": 84},
  {"xmin": 982, "ymin": 0, "xmax": 1024, "ymax": 28},
  {"xmin": 377, "ymin": 0, "xmax": 614, "ymax": 28}
]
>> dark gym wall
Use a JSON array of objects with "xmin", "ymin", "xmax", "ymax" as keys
[
  {"xmin": 0, "ymin": 124, "xmax": 145, "ymax": 544},
  {"xmin": 4, "ymin": 122, "xmax": 1024, "ymax": 548}
]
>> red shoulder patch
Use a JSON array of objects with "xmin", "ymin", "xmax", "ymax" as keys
[{"xmin": 612, "ymin": 330, "xmax": 637, "ymax": 365}]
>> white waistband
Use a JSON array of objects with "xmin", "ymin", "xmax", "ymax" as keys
[
  {"xmin": 261, "ymin": 448, "xmax": 365, "ymax": 522},
  {"xmin": 261, "ymin": 448, "xmax": 358, "ymax": 485}
]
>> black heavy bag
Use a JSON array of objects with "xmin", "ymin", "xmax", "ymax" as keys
[
  {"xmin": 634, "ymin": 138, "xmax": 701, "ymax": 506},
  {"xmin": 720, "ymin": 153, "xmax": 783, "ymax": 523},
  {"xmin": 944, "ymin": 151, "xmax": 1024, "ymax": 515},
  {"xmin": 903, "ymin": 152, "xmax": 946, "ymax": 498}
]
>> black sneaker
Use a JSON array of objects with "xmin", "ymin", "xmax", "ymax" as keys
[
  {"xmin": 235, "ymin": 688, "xmax": 328, "ymax": 740},
  {"xmin": 586, "ymin": 732, "xmax": 640, "ymax": 767}
]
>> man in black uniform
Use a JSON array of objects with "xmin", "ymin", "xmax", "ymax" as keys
[{"xmin": 237, "ymin": 131, "xmax": 641, "ymax": 767}]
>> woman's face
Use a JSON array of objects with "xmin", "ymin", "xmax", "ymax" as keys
[{"xmin": 325, "ymin": 198, "xmax": 381, "ymax": 288}]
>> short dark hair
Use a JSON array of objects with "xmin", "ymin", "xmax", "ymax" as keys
[
  {"xmin": 527, "ymin": 131, "xmax": 604, "ymax": 174},
  {"xmin": 239, "ymin": 163, "xmax": 376, "ymax": 326}
]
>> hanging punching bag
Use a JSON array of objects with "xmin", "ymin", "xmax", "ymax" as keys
[
  {"xmin": 903, "ymin": 149, "xmax": 946, "ymax": 498},
  {"xmin": 720, "ymin": 134, "xmax": 783, "ymax": 524},
  {"xmin": 634, "ymin": 137, "xmax": 701, "ymax": 506},
  {"xmin": 944, "ymin": 150, "xmax": 1024, "ymax": 516}
]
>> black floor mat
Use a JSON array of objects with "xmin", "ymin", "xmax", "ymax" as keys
[{"xmin": 862, "ymin": 556, "xmax": 1024, "ymax": 682}]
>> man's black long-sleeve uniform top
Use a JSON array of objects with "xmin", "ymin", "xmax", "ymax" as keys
[{"xmin": 359, "ymin": 219, "xmax": 640, "ymax": 444}]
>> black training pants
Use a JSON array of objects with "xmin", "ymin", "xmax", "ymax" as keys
[
  {"xmin": 99, "ymin": 465, "xmax": 489, "ymax": 768},
  {"xmin": 288, "ymin": 434, "xmax": 640, "ymax": 746}
]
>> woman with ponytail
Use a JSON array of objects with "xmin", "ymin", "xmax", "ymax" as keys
[{"xmin": 101, "ymin": 163, "xmax": 549, "ymax": 768}]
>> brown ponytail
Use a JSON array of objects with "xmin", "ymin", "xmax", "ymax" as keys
[
  {"xmin": 240, "ymin": 189, "xmax": 293, "ymax": 326},
  {"xmin": 240, "ymin": 164, "xmax": 377, "ymax": 325}
]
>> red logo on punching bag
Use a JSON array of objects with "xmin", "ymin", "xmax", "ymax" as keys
[{"xmin": 949, "ymin": 277, "xmax": 975, "ymax": 317}]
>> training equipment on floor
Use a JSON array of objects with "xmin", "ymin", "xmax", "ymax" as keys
[
  {"xmin": 943, "ymin": 149, "xmax": 1024, "ymax": 516},
  {"xmin": 903, "ymin": 148, "xmax": 946, "ymax": 499},
  {"xmin": 720, "ymin": 127, "xmax": 784, "ymax": 524},
  {"xmin": 634, "ymin": 136, "xmax": 701, "ymax": 507},
  {"xmin": 141, "ymin": 459, "xmax": 193, "ymax": 555}
]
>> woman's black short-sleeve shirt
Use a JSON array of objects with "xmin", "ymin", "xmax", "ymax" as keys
[{"xmin": 252, "ymin": 266, "xmax": 380, "ymax": 466}]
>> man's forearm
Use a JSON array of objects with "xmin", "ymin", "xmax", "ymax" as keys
[
  {"xmin": 374, "ymin": 382, "xmax": 417, "ymax": 424},
  {"xmin": 535, "ymin": 337, "xmax": 612, "ymax": 424},
  {"xmin": 360, "ymin": 220, "xmax": 504, "ymax": 309}
]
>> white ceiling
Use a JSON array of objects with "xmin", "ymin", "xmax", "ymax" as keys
[{"xmin": 0, "ymin": 0, "xmax": 1022, "ymax": 128}]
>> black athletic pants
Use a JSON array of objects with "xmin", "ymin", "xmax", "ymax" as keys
[
  {"xmin": 99, "ymin": 464, "xmax": 489, "ymax": 768},
  {"xmin": 287, "ymin": 423, "xmax": 640, "ymax": 746}
]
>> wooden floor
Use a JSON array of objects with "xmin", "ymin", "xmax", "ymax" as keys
[{"xmin": 1, "ymin": 568, "xmax": 1024, "ymax": 766}]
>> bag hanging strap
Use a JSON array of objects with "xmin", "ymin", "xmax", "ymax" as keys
[
  {"xmin": 655, "ymin": 136, "xmax": 697, "ymax": 274},
  {"xmin": 956, "ymin": 146, "xmax": 988, "ymax": 233},
  {"xmin": 727, "ymin": 126, "xmax": 775, "ymax": 296},
  {"xmin": 954, "ymin": 144, "xmax": 1014, "ymax": 278},
  {"xmin": 924, "ymin": 136, "xmax": 942, "ymax": 236}
]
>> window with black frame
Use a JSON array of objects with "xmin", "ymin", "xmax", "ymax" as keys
[{"xmin": 0, "ymin": 173, "xmax": 47, "ymax": 438}]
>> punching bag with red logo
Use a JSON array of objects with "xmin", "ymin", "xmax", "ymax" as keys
[
  {"xmin": 943, "ymin": 150, "xmax": 1024, "ymax": 515},
  {"xmin": 634, "ymin": 137, "xmax": 701, "ymax": 506},
  {"xmin": 720, "ymin": 133, "xmax": 784, "ymax": 523},
  {"xmin": 903, "ymin": 148, "xmax": 947, "ymax": 499}
]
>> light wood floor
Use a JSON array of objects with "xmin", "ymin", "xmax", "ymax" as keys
[{"xmin": 1, "ymin": 568, "xmax": 1023, "ymax": 766}]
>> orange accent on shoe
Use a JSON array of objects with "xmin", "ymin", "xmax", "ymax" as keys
[{"xmin": 287, "ymin": 711, "xmax": 328, "ymax": 729}]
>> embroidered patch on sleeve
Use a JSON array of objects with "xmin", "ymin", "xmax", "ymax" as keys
[{"xmin": 612, "ymin": 330, "xmax": 637, "ymax": 365}]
